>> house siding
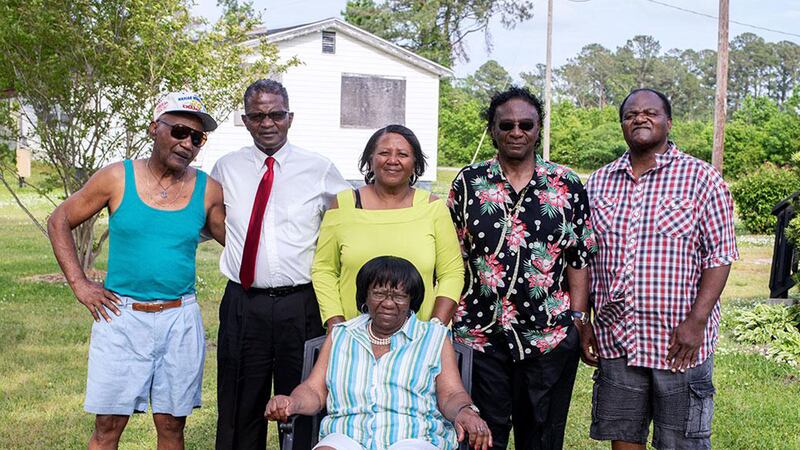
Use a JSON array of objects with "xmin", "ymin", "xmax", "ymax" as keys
[{"xmin": 198, "ymin": 29, "xmax": 442, "ymax": 182}]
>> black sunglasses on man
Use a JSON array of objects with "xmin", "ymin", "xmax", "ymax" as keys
[{"xmin": 157, "ymin": 119, "xmax": 208, "ymax": 147}]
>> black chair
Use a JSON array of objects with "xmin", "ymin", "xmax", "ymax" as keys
[
  {"xmin": 769, "ymin": 190, "xmax": 799, "ymax": 299},
  {"xmin": 279, "ymin": 334, "xmax": 474, "ymax": 450}
]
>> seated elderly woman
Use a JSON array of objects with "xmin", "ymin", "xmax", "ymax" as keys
[{"xmin": 266, "ymin": 256, "xmax": 492, "ymax": 450}]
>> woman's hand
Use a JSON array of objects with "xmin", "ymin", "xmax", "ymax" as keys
[
  {"xmin": 454, "ymin": 406, "xmax": 493, "ymax": 450},
  {"xmin": 265, "ymin": 395, "xmax": 296, "ymax": 422}
]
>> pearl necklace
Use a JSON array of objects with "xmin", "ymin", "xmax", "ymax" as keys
[{"xmin": 367, "ymin": 321, "xmax": 393, "ymax": 346}]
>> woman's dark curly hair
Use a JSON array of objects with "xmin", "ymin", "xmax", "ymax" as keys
[
  {"xmin": 355, "ymin": 256, "xmax": 425, "ymax": 314},
  {"xmin": 358, "ymin": 124, "xmax": 427, "ymax": 185}
]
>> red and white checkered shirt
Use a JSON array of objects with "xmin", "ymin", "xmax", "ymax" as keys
[{"xmin": 585, "ymin": 144, "xmax": 738, "ymax": 369}]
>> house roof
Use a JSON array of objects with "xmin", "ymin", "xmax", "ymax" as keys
[{"xmin": 244, "ymin": 17, "xmax": 453, "ymax": 78}]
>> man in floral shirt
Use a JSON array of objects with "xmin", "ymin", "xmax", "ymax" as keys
[
  {"xmin": 448, "ymin": 86, "xmax": 597, "ymax": 449},
  {"xmin": 586, "ymin": 89, "xmax": 737, "ymax": 450}
]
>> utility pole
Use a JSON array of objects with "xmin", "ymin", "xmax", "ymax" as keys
[
  {"xmin": 543, "ymin": 0, "xmax": 553, "ymax": 160},
  {"xmin": 712, "ymin": 0, "xmax": 729, "ymax": 174}
]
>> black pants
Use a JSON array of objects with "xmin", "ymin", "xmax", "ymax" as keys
[
  {"xmin": 471, "ymin": 325, "xmax": 580, "ymax": 450},
  {"xmin": 215, "ymin": 281, "xmax": 324, "ymax": 450}
]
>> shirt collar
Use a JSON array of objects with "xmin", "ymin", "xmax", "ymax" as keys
[
  {"xmin": 398, "ymin": 314, "xmax": 418, "ymax": 339},
  {"xmin": 654, "ymin": 142, "xmax": 680, "ymax": 168},
  {"xmin": 485, "ymin": 156, "xmax": 546, "ymax": 190},
  {"xmin": 250, "ymin": 141, "xmax": 291, "ymax": 171},
  {"xmin": 485, "ymin": 158, "xmax": 504, "ymax": 183},
  {"xmin": 345, "ymin": 313, "xmax": 419, "ymax": 347},
  {"xmin": 608, "ymin": 151, "xmax": 630, "ymax": 173},
  {"xmin": 609, "ymin": 141, "xmax": 679, "ymax": 174}
]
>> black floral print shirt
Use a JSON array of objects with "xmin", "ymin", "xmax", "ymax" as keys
[{"xmin": 448, "ymin": 156, "xmax": 597, "ymax": 361}]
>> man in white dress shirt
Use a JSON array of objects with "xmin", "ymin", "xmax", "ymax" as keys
[{"xmin": 211, "ymin": 79, "xmax": 350, "ymax": 450}]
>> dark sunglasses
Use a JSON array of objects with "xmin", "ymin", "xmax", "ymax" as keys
[
  {"xmin": 243, "ymin": 110, "xmax": 291, "ymax": 123},
  {"xmin": 497, "ymin": 121, "xmax": 536, "ymax": 132},
  {"xmin": 157, "ymin": 120, "xmax": 207, "ymax": 147}
]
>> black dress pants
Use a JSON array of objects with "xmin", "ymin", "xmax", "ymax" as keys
[
  {"xmin": 216, "ymin": 281, "xmax": 324, "ymax": 450},
  {"xmin": 471, "ymin": 325, "xmax": 580, "ymax": 450}
]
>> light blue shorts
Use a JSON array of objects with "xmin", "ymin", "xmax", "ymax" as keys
[{"xmin": 84, "ymin": 294, "xmax": 205, "ymax": 417}]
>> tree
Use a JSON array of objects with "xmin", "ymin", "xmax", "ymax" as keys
[
  {"xmin": 461, "ymin": 60, "xmax": 513, "ymax": 103},
  {"xmin": 670, "ymin": 49, "xmax": 716, "ymax": 119},
  {"xmin": 342, "ymin": 0, "xmax": 534, "ymax": 66},
  {"xmin": 652, "ymin": 49, "xmax": 714, "ymax": 120},
  {"xmin": 729, "ymin": 33, "xmax": 775, "ymax": 110},
  {"xmin": 556, "ymin": 44, "xmax": 620, "ymax": 108},
  {"xmin": 0, "ymin": 0, "xmax": 289, "ymax": 270},
  {"xmin": 770, "ymin": 41, "xmax": 800, "ymax": 107},
  {"xmin": 519, "ymin": 63, "xmax": 547, "ymax": 99},
  {"xmin": 617, "ymin": 35, "xmax": 662, "ymax": 89}
]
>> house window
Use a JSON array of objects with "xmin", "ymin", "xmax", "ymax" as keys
[
  {"xmin": 322, "ymin": 31, "xmax": 336, "ymax": 54},
  {"xmin": 340, "ymin": 74, "xmax": 406, "ymax": 129},
  {"xmin": 235, "ymin": 73, "xmax": 284, "ymax": 127}
]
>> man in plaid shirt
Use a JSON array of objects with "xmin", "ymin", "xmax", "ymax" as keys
[{"xmin": 585, "ymin": 88, "xmax": 738, "ymax": 450}]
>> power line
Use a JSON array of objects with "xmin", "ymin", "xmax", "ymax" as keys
[{"xmin": 641, "ymin": 0, "xmax": 800, "ymax": 39}]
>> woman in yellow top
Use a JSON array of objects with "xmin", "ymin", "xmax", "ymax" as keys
[{"xmin": 312, "ymin": 125, "xmax": 464, "ymax": 329}]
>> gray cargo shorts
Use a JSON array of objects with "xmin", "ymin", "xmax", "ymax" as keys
[{"xmin": 590, "ymin": 355, "xmax": 715, "ymax": 450}]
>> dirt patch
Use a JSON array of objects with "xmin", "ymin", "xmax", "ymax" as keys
[
  {"xmin": 21, "ymin": 269, "xmax": 105, "ymax": 284},
  {"xmin": 748, "ymin": 258, "xmax": 773, "ymax": 265}
]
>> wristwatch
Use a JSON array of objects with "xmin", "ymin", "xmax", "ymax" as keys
[
  {"xmin": 430, "ymin": 317, "xmax": 443, "ymax": 326},
  {"xmin": 571, "ymin": 311, "xmax": 589, "ymax": 326}
]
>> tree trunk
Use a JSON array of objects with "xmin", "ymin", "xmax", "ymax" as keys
[{"xmin": 74, "ymin": 214, "xmax": 106, "ymax": 271}]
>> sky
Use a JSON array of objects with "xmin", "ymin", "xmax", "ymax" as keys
[{"xmin": 193, "ymin": 0, "xmax": 800, "ymax": 81}]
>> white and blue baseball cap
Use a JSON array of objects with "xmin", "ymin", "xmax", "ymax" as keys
[{"xmin": 154, "ymin": 91, "xmax": 218, "ymax": 131}]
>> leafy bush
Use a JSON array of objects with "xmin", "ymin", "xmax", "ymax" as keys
[
  {"xmin": 671, "ymin": 120, "xmax": 712, "ymax": 162},
  {"xmin": 729, "ymin": 303, "xmax": 800, "ymax": 367},
  {"xmin": 438, "ymin": 83, "xmax": 489, "ymax": 167},
  {"xmin": 549, "ymin": 103, "xmax": 627, "ymax": 170},
  {"xmin": 787, "ymin": 216, "xmax": 800, "ymax": 246},
  {"xmin": 723, "ymin": 121, "xmax": 768, "ymax": 180},
  {"xmin": 571, "ymin": 122, "xmax": 628, "ymax": 169},
  {"xmin": 730, "ymin": 163, "xmax": 800, "ymax": 233},
  {"xmin": 725, "ymin": 96, "xmax": 800, "ymax": 180}
]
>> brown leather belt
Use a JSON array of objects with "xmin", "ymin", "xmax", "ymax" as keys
[{"xmin": 132, "ymin": 299, "xmax": 182, "ymax": 312}]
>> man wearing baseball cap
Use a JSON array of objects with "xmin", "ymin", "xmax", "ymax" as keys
[{"xmin": 48, "ymin": 91, "xmax": 226, "ymax": 449}]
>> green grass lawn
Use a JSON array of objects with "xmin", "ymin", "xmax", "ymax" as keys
[{"xmin": 0, "ymin": 168, "xmax": 798, "ymax": 449}]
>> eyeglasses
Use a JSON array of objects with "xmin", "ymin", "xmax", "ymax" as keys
[
  {"xmin": 368, "ymin": 289, "xmax": 411, "ymax": 305},
  {"xmin": 157, "ymin": 120, "xmax": 207, "ymax": 147},
  {"xmin": 243, "ymin": 110, "xmax": 291, "ymax": 123},
  {"xmin": 497, "ymin": 120, "xmax": 536, "ymax": 132}
]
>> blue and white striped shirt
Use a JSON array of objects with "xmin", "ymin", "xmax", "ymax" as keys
[{"xmin": 320, "ymin": 314, "xmax": 457, "ymax": 450}]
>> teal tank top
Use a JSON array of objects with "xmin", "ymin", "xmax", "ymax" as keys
[{"xmin": 105, "ymin": 159, "xmax": 207, "ymax": 300}]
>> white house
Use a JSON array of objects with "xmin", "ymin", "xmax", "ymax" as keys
[{"xmin": 196, "ymin": 18, "xmax": 453, "ymax": 184}]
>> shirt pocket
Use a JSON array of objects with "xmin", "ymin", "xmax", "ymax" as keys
[
  {"xmin": 657, "ymin": 197, "xmax": 695, "ymax": 239},
  {"xmin": 591, "ymin": 196, "xmax": 618, "ymax": 235}
]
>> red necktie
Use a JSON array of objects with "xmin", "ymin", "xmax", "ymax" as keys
[{"xmin": 239, "ymin": 156, "xmax": 275, "ymax": 290}]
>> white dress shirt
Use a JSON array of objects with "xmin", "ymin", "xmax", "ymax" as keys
[{"xmin": 211, "ymin": 142, "xmax": 350, "ymax": 288}]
